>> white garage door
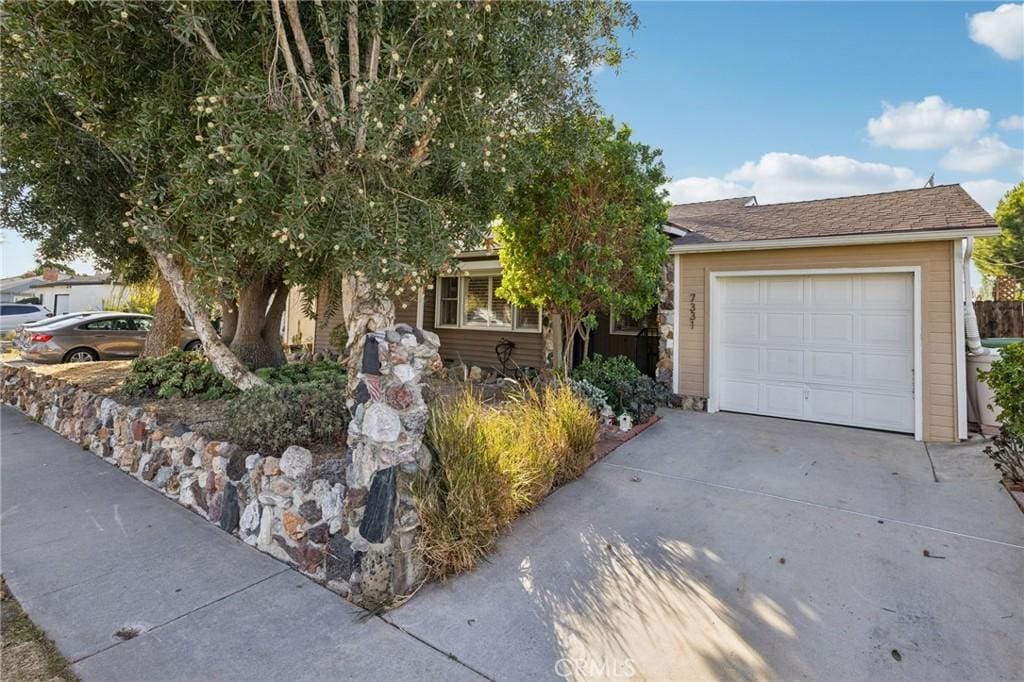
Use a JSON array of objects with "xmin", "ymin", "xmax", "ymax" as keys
[{"xmin": 714, "ymin": 273, "xmax": 915, "ymax": 433}]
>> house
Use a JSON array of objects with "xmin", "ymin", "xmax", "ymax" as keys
[
  {"xmin": 663, "ymin": 184, "xmax": 997, "ymax": 443},
  {"xmin": 0, "ymin": 268, "xmax": 69, "ymax": 303},
  {"xmin": 312, "ymin": 184, "xmax": 996, "ymax": 442},
  {"xmin": 30, "ymin": 273, "xmax": 126, "ymax": 315}
]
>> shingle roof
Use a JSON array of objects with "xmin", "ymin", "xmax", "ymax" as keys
[
  {"xmin": 667, "ymin": 196, "xmax": 756, "ymax": 221},
  {"xmin": 667, "ymin": 185, "xmax": 996, "ymax": 247},
  {"xmin": 30, "ymin": 273, "xmax": 113, "ymax": 288}
]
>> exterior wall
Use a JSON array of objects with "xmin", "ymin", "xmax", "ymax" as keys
[
  {"xmin": 421, "ymin": 288, "xmax": 544, "ymax": 369},
  {"xmin": 312, "ymin": 289, "xmax": 419, "ymax": 354},
  {"xmin": 675, "ymin": 241, "xmax": 959, "ymax": 442},
  {"xmin": 312, "ymin": 280, "xmax": 544, "ymax": 369},
  {"xmin": 282, "ymin": 288, "xmax": 317, "ymax": 348},
  {"xmin": 32, "ymin": 283, "xmax": 125, "ymax": 313}
]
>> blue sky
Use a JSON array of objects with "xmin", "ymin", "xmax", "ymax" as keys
[
  {"xmin": 595, "ymin": 1, "xmax": 1022, "ymax": 210},
  {"xmin": 2, "ymin": 1, "xmax": 1022, "ymax": 277}
]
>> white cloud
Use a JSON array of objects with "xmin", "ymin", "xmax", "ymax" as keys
[
  {"xmin": 968, "ymin": 3, "xmax": 1024, "ymax": 60},
  {"xmin": 962, "ymin": 179, "xmax": 1014, "ymax": 213},
  {"xmin": 940, "ymin": 134, "xmax": 1023, "ymax": 173},
  {"xmin": 999, "ymin": 114, "xmax": 1024, "ymax": 130},
  {"xmin": 666, "ymin": 153, "xmax": 923, "ymax": 206},
  {"xmin": 662, "ymin": 176, "xmax": 750, "ymax": 204},
  {"xmin": 724, "ymin": 153, "xmax": 922, "ymax": 203},
  {"xmin": 867, "ymin": 96, "xmax": 990, "ymax": 150}
]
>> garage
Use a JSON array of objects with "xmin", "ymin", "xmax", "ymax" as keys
[
  {"xmin": 711, "ymin": 271, "xmax": 917, "ymax": 433},
  {"xmin": 664, "ymin": 185, "xmax": 1002, "ymax": 442}
]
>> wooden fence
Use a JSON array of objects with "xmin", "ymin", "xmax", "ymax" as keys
[{"xmin": 974, "ymin": 300, "xmax": 1024, "ymax": 338}]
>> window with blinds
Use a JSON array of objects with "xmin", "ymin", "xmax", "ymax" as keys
[{"xmin": 435, "ymin": 275, "xmax": 540, "ymax": 332}]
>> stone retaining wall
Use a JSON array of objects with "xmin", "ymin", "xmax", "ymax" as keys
[{"xmin": 0, "ymin": 325, "xmax": 440, "ymax": 610}]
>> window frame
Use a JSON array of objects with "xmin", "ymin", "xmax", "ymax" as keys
[
  {"xmin": 434, "ymin": 274, "xmax": 542, "ymax": 334},
  {"xmin": 609, "ymin": 307, "xmax": 650, "ymax": 336}
]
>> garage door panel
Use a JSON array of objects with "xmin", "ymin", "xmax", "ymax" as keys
[
  {"xmin": 810, "ymin": 277, "xmax": 853, "ymax": 305},
  {"xmin": 807, "ymin": 388, "xmax": 855, "ymax": 421},
  {"xmin": 719, "ymin": 380, "xmax": 760, "ymax": 411},
  {"xmin": 862, "ymin": 275, "xmax": 911, "ymax": 307},
  {"xmin": 809, "ymin": 351, "xmax": 854, "ymax": 383},
  {"xmin": 764, "ymin": 348, "xmax": 803, "ymax": 380},
  {"xmin": 765, "ymin": 313, "xmax": 804, "ymax": 342},
  {"xmin": 722, "ymin": 279, "xmax": 760, "ymax": 305},
  {"xmin": 762, "ymin": 384, "xmax": 804, "ymax": 417},
  {"xmin": 860, "ymin": 314, "xmax": 912, "ymax": 346},
  {"xmin": 860, "ymin": 353, "xmax": 912, "ymax": 384},
  {"xmin": 722, "ymin": 312, "xmax": 759, "ymax": 342},
  {"xmin": 764, "ymin": 278, "xmax": 804, "ymax": 305},
  {"xmin": 810, "ymin": 314, "xmax": 854, "ymax": 343},
  {"xmin": 860, "ymin": 393, "xmax": 914, "ymax": 430},
  {"xmin": 715, "ymin": 272, "xmax": 915, "ymax": 434},
  {"xmin": 720, "ymin": 346, "xmax": 759, "ymax": 375}
]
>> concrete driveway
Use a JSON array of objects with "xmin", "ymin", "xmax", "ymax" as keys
[{"xmin": 389, "ymin": 410, "xmax": 1024, "ymax": 681}]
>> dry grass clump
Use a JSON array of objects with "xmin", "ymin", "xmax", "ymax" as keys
[{"xmin": 414, "ymin": 383, "xmax": 599, "ymax": 578}]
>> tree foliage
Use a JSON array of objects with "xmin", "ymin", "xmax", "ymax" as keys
[
  {"xmin": 2, "ymin": 0, "xmax": 635, "ymax": 381},
  {"xmin": 496, "ymin": 115, "xmax": 669, "ymax": 370},
  {"xmin": 974, "ymin": 181, "xmax": 1024, "ymax": 295}
]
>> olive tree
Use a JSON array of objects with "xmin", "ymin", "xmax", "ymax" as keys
[
  {"xmin": 496, "ymin": 115, "xmax": 669, "ymax": 372},
  {"xmin": 2, "ymin": 0, "xmax": 634, "ymax": 385}
]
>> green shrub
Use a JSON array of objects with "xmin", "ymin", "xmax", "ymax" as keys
[
  {"xmin": 614, "ymin": 375, "xmax": 671, "ymax": 423},
  {"xmin": 982, "ymin": 342, "xmax": 1024, "ymax": 435},
  {"xmin": 572, "ymin": 355, "xmax": 667, "ymax": 421},
  {"xmin": 572, "ymin": 354, "xmax": 642, "ymax": 397},
  {"xmin": 223, "ymin": 378, "xmax": 349, "ymax": 452},
  {"xmin": 255, "ymin": 360, "xmax": 347, "ymax": 385},
  {"xmin": 122, "ymin": 350, "xmax": 235, "ymax": 400},
  {"xmin": 414, "ymin": 384, "xmax": 598, "ymax": 578},
  {"xmin": 984, "ymin": 429, "xmax": 1024, "ymax": 484},
  {"xmin": 568, "ymin": 378, "xmax": 609, "ymax": 413}
]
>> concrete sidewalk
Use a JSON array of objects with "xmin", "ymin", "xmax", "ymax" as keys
[{"xmin": 0, "ymin": 407, "xmax": 480, "ymax": 682}]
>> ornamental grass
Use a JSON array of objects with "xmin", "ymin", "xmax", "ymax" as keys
[{"xmin": 414, "ymin": 382, "xmax": 599, "ymax": 579}]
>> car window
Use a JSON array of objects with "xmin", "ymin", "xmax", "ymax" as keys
[
  {"xmin": 1, "ymin": 305, "xmax": 38, "ymax": 315},
  {"xmin": 132, "ymin": 318, "xmax": 152, "ymax": 331},
  {"xmin": 80, "ymin": 317, "xmax": 134, "ymax": 331}
]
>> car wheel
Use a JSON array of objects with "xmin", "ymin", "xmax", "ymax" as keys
[
  {"xmin": 63, "ymin": 348, "xmax": 99, "ymax": 363},
  {"xmin": 184, "ymin": 340, "xmax": 202, "ymax": 352}
]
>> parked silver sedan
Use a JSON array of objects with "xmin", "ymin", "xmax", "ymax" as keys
[{"xmin": 18, "ymin": 312, "xmax": 200, "ymax": 363}]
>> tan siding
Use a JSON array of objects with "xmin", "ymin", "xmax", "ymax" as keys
[
  {"xmin": 676, "ymin": 240, "xmax": 959, "ymax": 442},
  {"xmin": 421, "ymin": 287, "xmax": 544, "ymax": 369}
]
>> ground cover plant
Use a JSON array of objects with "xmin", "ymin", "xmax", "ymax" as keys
[{"xmin": 571, "ymin": 354, "xmax": 668, "ymax": 421}]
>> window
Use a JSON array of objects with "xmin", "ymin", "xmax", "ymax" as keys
[
  {"xmin": 610, "ymin": 308, "xmax": 651, "ymax": 335},
  {"xmin": 131, "ymin": 317, "xmax": 153, "ymax": 331},
  {"xmin": 435, "ymin": 275, "xmax": 540, "ymax": 332},
  {"xmin": 1, "ymin": 304, "xmax": 38, "ymax": 315},
  {"xmin": 80, "ymin": 317, "xmax": 133, "ymax": 331}
]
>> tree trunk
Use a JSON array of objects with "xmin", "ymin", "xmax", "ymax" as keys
[
  {"xmin": 561, "ymin": 313, "xmax": 582, "ymax": 376},
  {"xmin": 219, "ymin": 297, "xmax": 238, "ymax": 346},
  {"xmin": 228, "ymin": 274, "xmax": 288, "ymax": 369},
  {"xmin": 149, "ymin": 250, "xmax": 265, "ymax": 390},
  {"xmin": 141, "ymin": 273, "xmax": 184, "ymax": 358},
  {"xmin": 341, "ymin": 273, "xmax": 395, "ymax": 390}
]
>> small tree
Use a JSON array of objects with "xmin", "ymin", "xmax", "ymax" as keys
[
  {"xmin": 974, "ymin": 182, "xmax": 1024, "ymax": 299},
  {"xmin": 497, "ymin": 116, "xmax": 669, "ymax": 372}
]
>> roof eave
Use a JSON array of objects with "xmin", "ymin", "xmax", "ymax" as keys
[{"xmin": 668, "ymin": 226, "xmax": 1001, "ymax": 254}]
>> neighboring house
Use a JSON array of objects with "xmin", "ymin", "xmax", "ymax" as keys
[
  {"xmin": 663, "ymin": 184, "xmax": 996, "ymax": 443},
  {"xmin": 312, "ymin": 184, "xmax": 995, "ymax": 442},
  {"xmin": 30, "ymin": 273, "xmax": 127, "ymax": 315},
  {"xmin": 0, "ymin": 269, "xmax": 69, "ymax": 303}
]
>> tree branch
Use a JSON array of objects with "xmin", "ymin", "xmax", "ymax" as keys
[
  {"xmin": 354, "ymin": 0, "xmax": 382, "ymax": 153},
  {"xmin": 283, "ymin": 0, "xmax": 332, "ymax": 124},
  {"xmin": 193, "ymin": 23, "xmax": 222, "ymax": 61},
  {"xmin": 313, "ymin": 0, "xmax": 345, "ymax": 112},
  {"xmin": 270, "ymin": 0, "xmax": 303, "ymax": 103},
  {"xmin": 347, "ymin": 1, "xmax": 361, "ymax": 116}
]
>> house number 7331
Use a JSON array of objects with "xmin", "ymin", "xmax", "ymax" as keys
[{"xmin": 689, "ymin": 293, "xmax": 696, "ymax": 329}]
